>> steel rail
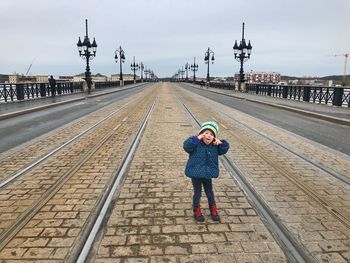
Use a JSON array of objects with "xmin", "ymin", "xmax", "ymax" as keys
[
  {"xmin": 181, "ymin": 83, "xmax": 350, "ymax": 185},
  {"xmin": 0, "ymin": 97, "xmax": 139, "ymax": 189},
  {"xmin": 75, "ymin": 97, "xmax": 157, "ymax": 263},
  {"xmin": 0, "ymin": 91, "xmax": 157, "ymax": 253},
  {"xmin": 176, "ymin": 94, "xmax": 315, "ymax": 263},
  {"xmin": 0, "ymin": 121, "xmax": 123, "ymax": 251},
  {"xmin": 216, "ymin": 103, "xmax": 350, "ymax": 186},
  {"xmin": 177, "ymin": 87, "xmax": 350, "ymax": 228}
]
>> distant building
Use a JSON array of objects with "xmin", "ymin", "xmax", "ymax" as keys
[
  {"xmin": 235, "ymin": 72, "xmax": 281, "ymax": 84},
  {"xmin": 93, "ymin": 74, "xmax": 108, "ymax": 82},
  {"xmin": 110, "ymin": 74, "xmax": 119, "ymax": 81},
  {"xmin": 73, "ymin": 73, "xmax": 108, "ymax": 82},
  {"xmin": 36, "ymin": 75, "xmax": 48, "ymax": 83},
  {"xmin": 8, "ymin": 74, "xmax": 48, "ymax": 83},
  {"xmin": 213, "ymin": 77, "xmax": 227, "ymax": 82},
  {"xmin": 58, "ymin": 76, "xmax": 74, "ymax": 82},
  {"xmin": 298, "ymin": 78, "xmax": 326, "ymax": 86},
  {"xmin": 110, "ymin": 74, "xmax": 139, "ymax": 81}
]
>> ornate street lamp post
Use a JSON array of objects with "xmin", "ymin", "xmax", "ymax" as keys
[
  {"xmin": 185, "ymin": 62, "xmax": 190, "ymax": 82},
  {"xmin": 233, "ymin": 22, "xmax": 252, "ymax": 91},
  {"xmin": 77, "ymin": 19, "xmax": 97, "ymax": 94},
  {"xmin": 140, "ymin": 62, "xmax": 144, "ymax": 82},
  {"xmin": 175, "ymin": 73, "xmax": 179, "ymax": 81},
  {"xmin": 204, "ymin": 47, "xmax": 215, "ymax": 84},
  {"xmin": 190, "ymin": 57, "xmax": 198, "ymax": 83},
  {"xmin": 144, "ymin": 68, "xmax": 150, "ymax": 81},
  {"xmin": 130, "ymin": 56, "xmax": 139, "ymax": 84},
  {"xmin": 179, "ymin": 67, "xmax": 185, "ymax": 81},
  {"xmin": 115, "ymin": 46, "xmax": 125, "ymax": 86}
]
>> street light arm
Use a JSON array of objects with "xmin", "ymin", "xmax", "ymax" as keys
[{"xmin": 247, "ymin": 40, "xmax": 252, "ymax": 58}]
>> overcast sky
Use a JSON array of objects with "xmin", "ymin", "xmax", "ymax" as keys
[{"xmin": 0, "ymin": 0, "xmax": 349, "ymax": 78}]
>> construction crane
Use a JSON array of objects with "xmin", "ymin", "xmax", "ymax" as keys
[
  {"xmin": 25, "ymin": 63, "xmax": 32, "ymax": 76},
  {"xmin": 25, "ymin": 58, "xmax": 35, "ymax": 76},
  {"xmin": 331, "ymin": 53, "xmax": 349, "ymax": 86}
]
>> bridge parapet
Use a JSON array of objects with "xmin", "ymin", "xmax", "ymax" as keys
[
  {"xmin": 246, "ymin": 83, "xmax": 350, "ymax": 107},
  {"xmin": 0, "ymin": 79, "xmax": 146, "ymax": 103},
  {"xmin": 0, "ymin": 81, "xmax": 83, "ymax": 102},
  {"xmin": 184, "ymin": 80, "xmax": 349, "ymax": 108}
]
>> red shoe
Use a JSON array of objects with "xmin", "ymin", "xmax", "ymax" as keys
[
  {"xmin": 210, "ymin": 204, "xmax": 220, "ymax": 221},
  {"xmin": 193, "ymin": 205, "xmax": 205, "ymax": 222}
]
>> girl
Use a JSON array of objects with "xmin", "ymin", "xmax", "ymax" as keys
[{"xmin": 183, "ymin": 121, "xmax": 230, "ymax": 222}]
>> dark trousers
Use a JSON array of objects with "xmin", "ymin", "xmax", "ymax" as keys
[
  {"xmin": 191, "ymin": 178, "xmax": 216, "ymax": 207},
  {"xmin": 51, "ymin": 86, "xmax": 56, "ymax": 97}
]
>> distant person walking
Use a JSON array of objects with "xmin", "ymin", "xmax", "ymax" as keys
[{"xmin": 49, "ymin": 75, "xmax": 56, "ymax": 97}]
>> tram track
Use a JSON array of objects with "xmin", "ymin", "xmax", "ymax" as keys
[
  {"xmin": 176, "ymin": 86, "xmax": 350, "ymax": 226},
  {"xmin": 0, "ymin": 97, "xmax": 137, "ymax": 189},
  {"xmin": 179, "ymin": 83, "xmax": 349, "ymax": 182},
  {"xmin": 0, "ymin": 88, "xmax": 157, "ymax": 255},
  {"xmin": 0, "ymin": 84, "xmax": 150, "ymax": 182},
  {"xmin": 175, "ymin": 85, "xmax": 350, "ymax": 261},
  {"xmin": 217, "ymin": 108, "xmax": 350, "ymax": 186},
  {"xmin": 74, "ymin": 97, "xmax": 157, "ymax": 263},
  {"xmin": 175, "ymin": 93, "xmax": 314, "ymax": 263},
  {"xmin": 0, "ymin": 120, "xmax": 125, "ymax": 251},
  {"xmin": 231, "ymin": 133, "xmax": 350, "ymax": 227}
]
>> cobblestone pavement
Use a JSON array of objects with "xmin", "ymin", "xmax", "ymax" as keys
[
  {"xmin": 0, "ymin": 82, "xmax": 349, "ymax": 262},
  {"xmin": 0, "ymin": 89, "xmax": 146, "ymax": 179},
  {"xmin": 177, "ymin": 85, "xmax": 350, "ymax": 182},
  {"xmin": 177, "ymin": 85, "xmax": 350, "ymax": 262},
  {"xmin": 0, "ymin": 87, "xmax": 157, "ymax": 261},
  {"xmin": 93, "ymin": 83, "xmax": 287, "ymax": 262}
]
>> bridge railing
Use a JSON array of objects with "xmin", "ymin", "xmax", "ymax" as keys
[
  {"xmin": 246, "ymin": 83, "xmax": 350, "ymax": 107},
  {"xmin": 0, "ymin": 79, "xmax": 145, "ymax": 103},
  {"xmin": 0, "ymin": 82, "xmax": 84, "ymax": 102},
  {"xmin": 188, "ymin": 80, "xmax": 349, "ymax": 108},
  {"xmin": 94, "ymin": 79, "xmax": 142, "ymax": 89}
]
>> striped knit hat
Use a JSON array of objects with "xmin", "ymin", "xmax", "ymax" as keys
[{"xmin": 199, "ymin": 121, "xmax": 219, "ymax": 137}]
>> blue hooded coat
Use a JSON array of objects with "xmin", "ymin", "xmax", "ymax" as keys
[{"xmin": 183, "ymin": 136, "xmax": 230, "ymax": 179}]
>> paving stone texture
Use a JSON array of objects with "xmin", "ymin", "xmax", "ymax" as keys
[
  {"xmin": 177, "ymin": 85, "xmax": 350, "ymax": 262},
  {"xmin": 94, "ymin": 83, "xmax": 287, "ymax": 262},
  {"xmin": 1, "ymin": 83, "xmax": 349, "ymax": 262}
]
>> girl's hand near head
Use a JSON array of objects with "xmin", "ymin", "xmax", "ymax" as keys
[
  {"xmin": 213, "ymin": 138, "xmax": 222, "ymax": 145},
  {"xmin": 197, "ymin": 134, "xmax": 205, "ymax": 140}
]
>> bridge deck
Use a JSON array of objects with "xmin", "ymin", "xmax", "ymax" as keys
[{"xmin": 0, "ymin": 83, "xmax": 349, "ymax": 262}]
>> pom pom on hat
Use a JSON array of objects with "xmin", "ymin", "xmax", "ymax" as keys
[{"xmin": 199, "ymin": 121, "xmax": 219, "ymax": 137}]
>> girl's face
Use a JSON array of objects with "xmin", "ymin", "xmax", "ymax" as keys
[{"xmin": 202, "ymin": 130, "xmax": 214, "ymax": 145}]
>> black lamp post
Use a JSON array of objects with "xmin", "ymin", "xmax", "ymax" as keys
[
  {"xmin": 115, "ymin": 46, "xmax": 125, "ymax": 86},
  {"xmin": 204, "ymin": 47, "xmax": 215, "ymax": 83},
  {"xmin": 130, "ymin": 56, "xmax": 139, "ymax": 84},
  {"xmin": 179, "ymin": 67, "xmax": 185, "ymax": 81},
  {"xmin": 77, "ymin": 19, "xmax": 97, "ymax": 94},
  {"xmin": 144, "ymin": 68, "xmax": 150, "ymax": 81},
  {"xmin": 185, "ymin": 62, "xmax": 190, "ymax": 82},
  {"xmin": 140, "ymin": 62, "xmax": 144, "ymax": 82},
  {"xmin": 233, "ymin": 22, "xmax": 252, "ymax": 91},
  {"xmin": 191, "ymin": 57, "xmax": 198, "ymax": 83}
]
